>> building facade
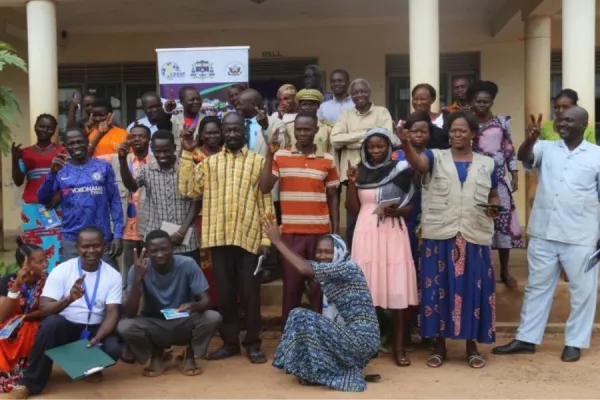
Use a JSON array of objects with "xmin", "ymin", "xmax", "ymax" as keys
[{"xmin": 0, "ymin": 0, "xmax": 596, "ymax": 233}]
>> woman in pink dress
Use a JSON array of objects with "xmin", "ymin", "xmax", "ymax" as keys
[{"xmin": 346, "ymin": 127, "xmax": 418, "ymax": 366}]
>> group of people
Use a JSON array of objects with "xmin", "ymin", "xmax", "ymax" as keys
[{"xmin": 0, "ymin": 63, "xmax": 598, "ymax": 395}]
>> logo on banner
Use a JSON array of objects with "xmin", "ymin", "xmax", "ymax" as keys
[
  {"xmin": 161, "ymin": 62, "xmax": 185, "ymax": 80},
  {"xmin": 226, "ymin": 62, "xmax": 244, "ymax": 77},
  {"xmin": 190, "ymin": 60, "xmax": 215, "ymax": 79}
]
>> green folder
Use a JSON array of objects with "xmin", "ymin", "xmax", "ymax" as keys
[{"xmin": 45, "ymin": 339, "xmax": 116, "ymax": 380}]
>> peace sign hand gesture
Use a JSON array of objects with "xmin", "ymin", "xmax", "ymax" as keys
[
  {"xmin": 395, "ymin": 122, "xmax": 409, "ymax": 149},
  {"xmin": 132, "ymin": 248, "xmax": 149, "ymax": 283},
  {"xmin": 267, "ymin": 128, "xmax": 281, "ymax": 155},
  {"xmin": 526, "ymin": 113, "xmax": 543, "ymax": 142},
  {"xmin": 98, "ymin": 113, "xmax": 114, "ymax": 135},
  {"xmin": 256, "ymin": 105, "xmax": 269, "ymax": 130},
  {"xmin": 347, "ymin": 160, "xmax": 359, "ymax": 183}
]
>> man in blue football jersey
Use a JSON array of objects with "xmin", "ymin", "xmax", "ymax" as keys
[{"xmin": 38, "ymin": 129, "xmax": 124, "ymax": 268}]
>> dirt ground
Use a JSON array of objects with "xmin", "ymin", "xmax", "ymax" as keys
[{"xmin": 11, "ymin": 334, "xmax": 599, "ymax": 399}]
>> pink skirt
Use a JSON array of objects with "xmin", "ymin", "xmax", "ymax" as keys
[{"xmin": 351, "ymin": 188, "xmax": 418, "ymax": 309}]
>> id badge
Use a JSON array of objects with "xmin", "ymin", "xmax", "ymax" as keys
[{"xmin": 79, "ymin": 328, "xmax": 90, "ymax": 340}]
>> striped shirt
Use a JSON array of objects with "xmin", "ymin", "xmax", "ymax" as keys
[
  {"xmin": 178, "ymin": 147, "xmax": 274, "ymax": 255},
  {"xmin": 273, "ymin": 147, "xmax": 340, "ymax": 235}
]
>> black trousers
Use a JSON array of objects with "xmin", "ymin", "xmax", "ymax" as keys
[
  {"xmin": 211, "ymin": 246, "xmax": 261, "ymax": 351},
  {"xmin": 18, "ymin": 314, "xmax": 122, "ymax": 395}
]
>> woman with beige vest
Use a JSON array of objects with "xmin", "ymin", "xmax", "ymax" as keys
[{"xmin": 398, "ymin": 111, "xmax": 501, "ymax": 369}]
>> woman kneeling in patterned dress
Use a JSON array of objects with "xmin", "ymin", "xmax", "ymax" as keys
[{"xmin": 263, "ymin": 216, "xmax": 380, "ymax": 392}]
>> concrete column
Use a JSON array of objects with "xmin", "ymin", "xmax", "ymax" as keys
[
  {"xmin": 562, "ymin": 0, "xmax": 596, "ymax": 124},
  {"xmin": 524, "ymin": 16, "xmax": 552, "ymax": 235},
  {"xmin": 26, "ymin": 0, "xmax": 58, "ymax": 144},
  {"xmin": 409, "ymin": 0, "xmax": 439, "ymax": 112}
]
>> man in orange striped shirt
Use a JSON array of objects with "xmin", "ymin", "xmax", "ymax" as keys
[{"xmin": 258, "ymin": 111, "xmax": 340, "ymax": 325}]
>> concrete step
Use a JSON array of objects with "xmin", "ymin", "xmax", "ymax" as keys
[{"xmin": 259, "ymin": 249, "xmax": 600, "ymax": 329}]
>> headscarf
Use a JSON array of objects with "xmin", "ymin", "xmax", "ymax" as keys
[
  {"xmin": 277, "ymin": 84, "xmax": 298, "ymax": 115},
  {"xmin": 309, "ymin": 234, "xmax": 353, "ymax": 272},
  {"xmin": 356, "ymin": 128, "xmax": 414, "ymax": 219}
]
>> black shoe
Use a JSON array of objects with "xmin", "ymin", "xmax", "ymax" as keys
[
  {"xmin": 247, "ymin": 349, "xmax": 267, "ymax": 364},
  {"xmin": 561, "ymin": 346, "xmax": 581, "ymax": 362},
  {"xmin": 492, "ymin": 340, "xmax": 536, "ymax": 355},
  {"xmin": 206, "ymin": 346, "xmax": 241, "ymax": 361}
]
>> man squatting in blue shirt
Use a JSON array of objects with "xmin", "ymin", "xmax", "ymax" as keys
[{"xmin": 38, "ymin": 129, "xmax": 124, "ymax": 268}]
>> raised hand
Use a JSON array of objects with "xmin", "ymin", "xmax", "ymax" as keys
[
  {"xmin": 14, "ymin": 258, "xmax": 31, "ymax": 287},
  {"xmin": 50, "ymin": 150, "xmax": 68, "ymax": 173},
  {"xmin": 346, "ymin": 160, "xmax": 359, "ymax": 183},
  {"xmin": 118, "ymin": 136, "xmax": 132, "ymax": 160},
  {"xmin": 11, "ymin": 143, "xmax": 22, "ymax": 161},
  {"xmin": 395, "ymin": 123, "xmax": 409, "ymax": 148},
  {"xmin": 526, "ymin": 113, "xmax": 542, "ymax": 142},
  {"xmin": 256, "ymin": 105, "xmax": 269, "ymax": 130},
  {"xmin": 180, "ymin": 128, "xmax": 198, "ymax": 153},
  {"xmin": 164, "ymin": 90, "xmax": 177, "ymax": 113},
  {"xmin": 261, "ymin": 213, "xmax": 281, "ymax": 243},
  {"xmin": 267, "ymin": 128, "xmax": 281, "ymax": 155},
  {"xmin": 69, "ymin": 274, "xmax": 86, "ymax": 303},
  {"xmin": 132, "ymin": 248, "xmax": 149, "ymax": 282},
  {"xmin": 85, "ymin": 113, "xmax": 96, "ymax": 135},
  {"xmin": 97, "ymin": 113, "xmax": 114, "ymax": 135}
]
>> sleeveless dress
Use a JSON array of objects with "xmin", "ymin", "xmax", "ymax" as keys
[
  {"xmin": 19, "ymin": 146, "xmax": 65, "ymax": 271},
  {"xmin": 351, "ymin": 188, "xmax": 418, "ymax": 310}
]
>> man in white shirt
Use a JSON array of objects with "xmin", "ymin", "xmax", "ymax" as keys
[
  {"xmin": 126, "ymin": 92, "xmax": 169, "ymax": 137},
  {"xmin": 318, "ymin": 69, "xmax": 354, "ymax": 123},
  {"xmin": 12, "ymin": 227, "xmax": 123, "ymax": 399}
]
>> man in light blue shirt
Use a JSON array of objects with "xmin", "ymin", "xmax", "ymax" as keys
[
  {"xmin": 317, "ymin": 69, "xmax": 354, "ymax": 123},
  {"xmin": 493, "ymin": 107, "xmax": 600, "ymax": 362}
]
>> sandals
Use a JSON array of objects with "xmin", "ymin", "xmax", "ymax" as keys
[
  {"xmin": 142, "ymin": 353, "xmax": 173, "ymax": 377},
  {"xmin": 364, "ymin": 374, "xmax": 382, "ymax": 383},
  {"xmin": 177, "ymin": 349, "xmax": 203, "ymax": 376},
  {"xmin": 467, "ymin": 353, "xmax": 486, "ymax": 369},
  {"xmin": 206, "ymin": 346, "xmax": 240, "ymax": 361},
  {"xmin": 426, "ymin": 352, "xmax": 446, "ymax": 368}
]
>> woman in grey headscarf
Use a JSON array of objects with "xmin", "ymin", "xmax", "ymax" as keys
[
  {"xmin": 264, "ymin": 214, "xmax": 380, "ymax": 392},
  {"xmin": 346, "ymin": 127, "xmax": 418, "ymax": 367}
]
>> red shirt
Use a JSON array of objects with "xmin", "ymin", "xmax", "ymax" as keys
[{"xmin": 20, "ymin": 145, "xmax": 65, "ymax": 204}]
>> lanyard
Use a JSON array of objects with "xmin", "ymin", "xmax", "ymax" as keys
[
  {"xmin": 77, "ymin": 258, "xmax": 102, "ymax": 326},
  {"xmin": 21, "ymin": 284, "xmax": 35, "ymax": 314}
]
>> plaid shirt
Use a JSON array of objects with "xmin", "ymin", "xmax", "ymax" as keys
[
  {"xmin": 178, "ymin": 147, "xmax": 274, "ymax": 255},
  {"xmin": 134, "ymin": 159, "xmax": 198, "ymax": 253}
]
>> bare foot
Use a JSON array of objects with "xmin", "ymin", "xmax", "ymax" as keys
[{"xmin": 142, "ymin": 353, "xmax": 173, "ymax": 378}]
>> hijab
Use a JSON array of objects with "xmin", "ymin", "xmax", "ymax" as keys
[{"xmin": 356, "ymin": 128, "xmax": 414, "ymax": 210}]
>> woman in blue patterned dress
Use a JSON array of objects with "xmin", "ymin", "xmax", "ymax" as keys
[
  {"xmin": 399, "ymin": 111, "xmax": 500, "ymax": 369},
  {"xmin": 264, "ymin": 217, "xmax": 379, "ymax": 392}
]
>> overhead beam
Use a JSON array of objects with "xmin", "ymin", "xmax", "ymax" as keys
[
  {"xmin": 490, "ymin": 0, "xmax": 522, "ymax": 37},
  {"xmin": 491, "ymin": 0, "xmax": 561, "ymax": 37}
]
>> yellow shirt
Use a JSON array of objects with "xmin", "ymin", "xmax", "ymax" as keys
[
  {"xmin": 178, "ymin": 147, "xmax": 274, "ymax": 255},
  {"xmin": 330, "ymin": 105, "xmax": 393, "ymax": 180}
]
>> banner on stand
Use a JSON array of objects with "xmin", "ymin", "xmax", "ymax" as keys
[{"xmin": 156, "ymin": 46, "xmax": 249, "ymax": 116}]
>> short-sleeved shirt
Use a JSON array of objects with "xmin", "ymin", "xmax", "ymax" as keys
[
  {"xmin": 134, "ymin": 159, "xmax": 198, "ymax": 253},
  {"xmin": 273, "ymin": 147, "xmax": 340, "ymax": 235},
  {"xmin": 42, "ymin": 258, "xmax": 122, "ymax": 325},
  {"xmin": 126, "ymin": 255, "xmax": 208, "ymax": 319},
  {"xmin": 524, "ymin": 139, "xmax": 600, "ymax": 247}
]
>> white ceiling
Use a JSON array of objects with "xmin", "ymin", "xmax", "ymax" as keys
[{"xmin": 49, "ymin": 0, "xmax": 507, "ymax": 31}]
